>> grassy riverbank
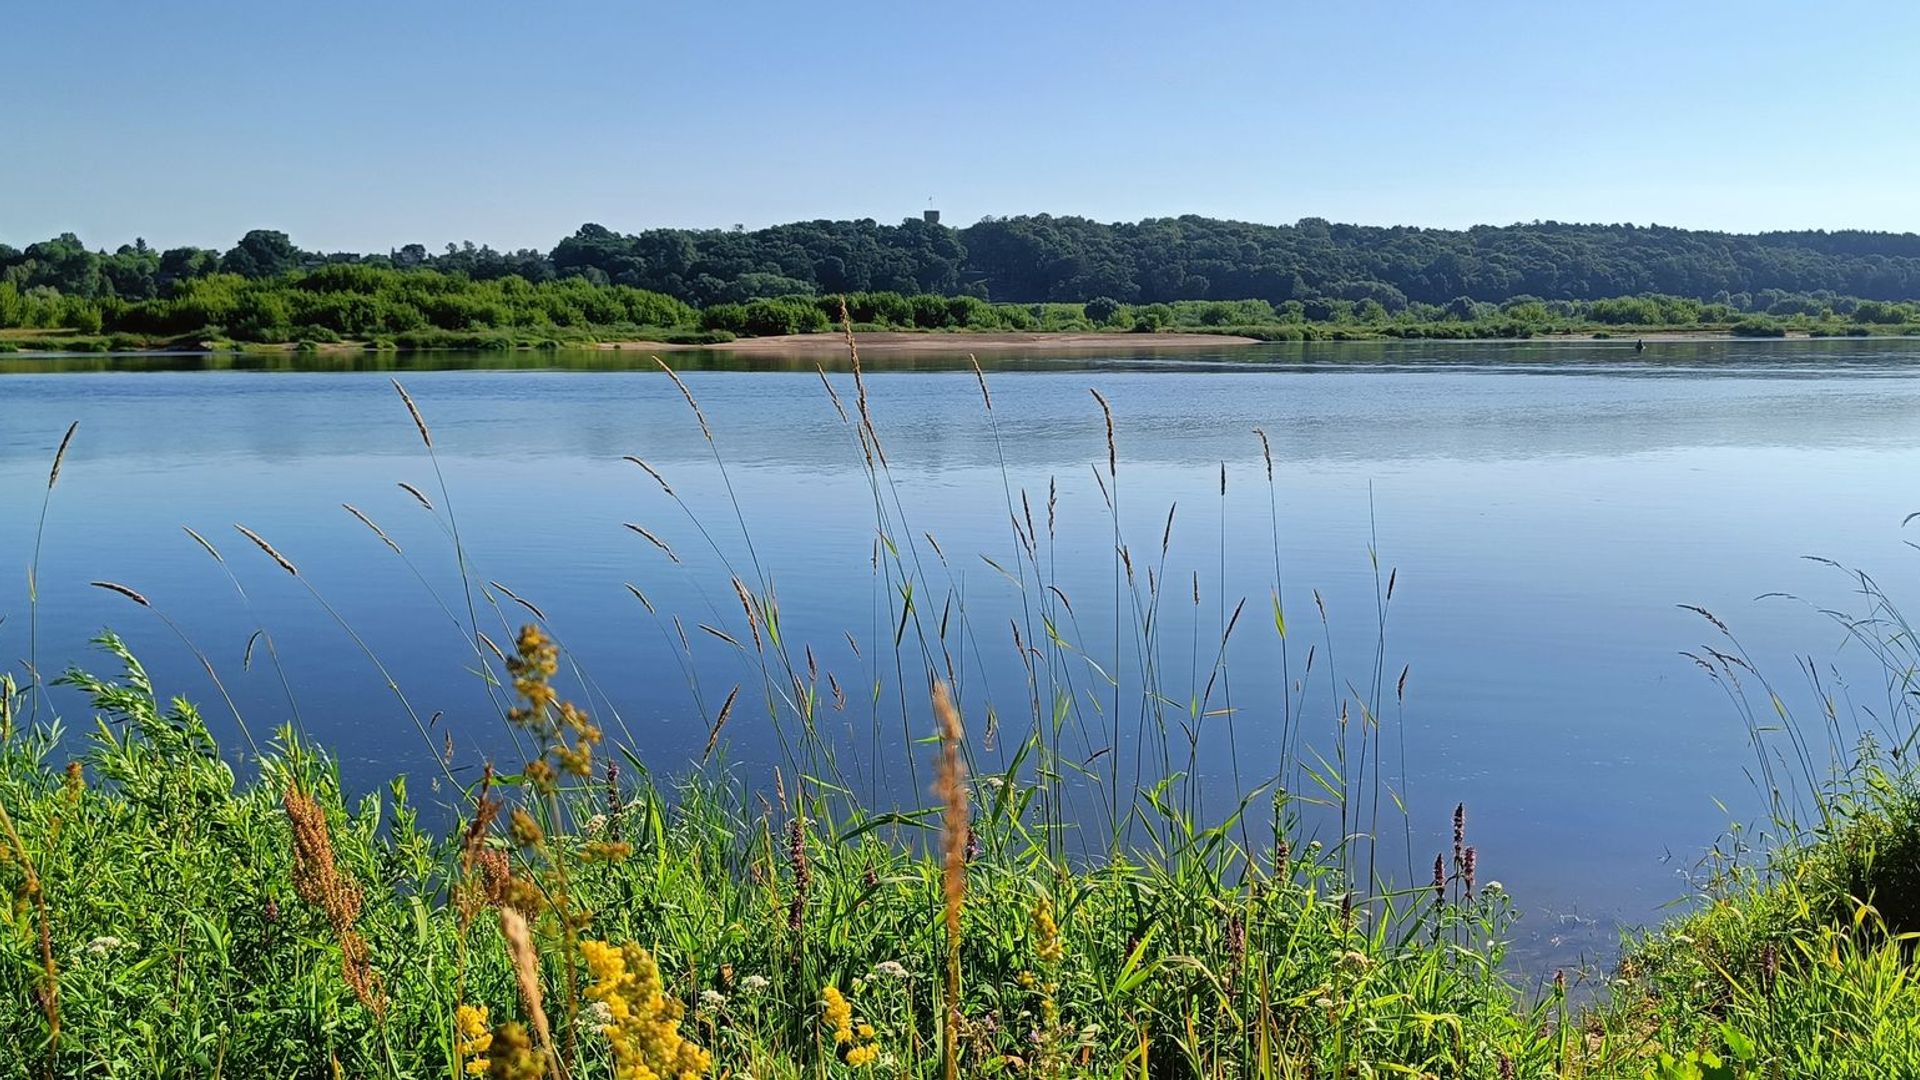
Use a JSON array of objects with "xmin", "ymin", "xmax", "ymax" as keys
[
  {"xmin": 2, "ymin": 636, "xmax": 1916, "ymax": 1079},
  {"xmin": 4, "ymin": 356, "xmax": 1918, "ymax": 1078}
]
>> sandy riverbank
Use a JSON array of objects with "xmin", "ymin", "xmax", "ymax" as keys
[{"xmin": 601, "ymin": 331, "xmax": 1262, "ymax": 354}]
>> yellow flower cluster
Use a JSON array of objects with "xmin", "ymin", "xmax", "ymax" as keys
[
  {"xmin": 505, "ymin": 625, "xmax": 602, "ymax": 794},
  {"xmin": 1034, "ymin": 895, "xmax": 1064, "ymax": 967},
  {"xmin": 455, "ymin": 1004, "xmax": 493, "ymax": 1076},
  {"xmin": 581, "ymin": 939, "xmax": 712, "ymax": 1080},
  {"xmin": 821, "ymin": 984, "xmax": 879, "ymax": 1067},
  {"xmin": 1030, "ymin": 896, "xmax": 1065, "ymax": 1033},
  {"xmin": 484, "ymin": 1021, "xmax": 545, "ymax": 1080}
]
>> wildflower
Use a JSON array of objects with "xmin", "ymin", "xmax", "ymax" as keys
[
  {"xmin": 505, "ymin": 624, "xmax": 602, "ymax": 794},
  {"xmin": 484, "ymin": 1020, "xmax": 544, "ymax": 1080},
  {"xmin": 822, "ymin": 985, "xmax": 855, "ymax": 1044},
  {"xmin": 509, "ymin": 807, "xmax": 543, "ymax": 849},
  {"xmin": 284, "ymin": 786, "xmax": 384, "ymax": 1016},
  {"xmin": 477, "ymin": 848, "xmax": 541, "ymax": 916},
  {"xmin": 580, "ymin": 939, "xmax": 712, "ymax": 1080},
  {"xmin": 1223, "ymin": 910, "xmax": 1246, "ymax": 972},
  {"xmin": 584, "ymin": 814, "xmax": 608, "ymax": 836},
  {"xmin": 1463, "ymin": 846, "xmax": 1478, "ymax": 901},
  {"xmin": 739, "ymin": 974, "xmax": 769, "ymax": 992},
  {"xmin": 1483, "ymin": 880, "xmax": 1504, "ymax": 895},
  {"xmin": 1338, "ymin": 950, "xmax": 1372, "ymax": 972},
  {"xmin": 605, "ymin": 760, "xmax": 624, "ymax": 843},
  {"xmin": 1432, "ymin": 854, "xmax": 1446, "ymax": 907},
  {"xmin": 822, "ymin": 983, "xmax": 881, "ymax": 1065},
  {"xmin": 455, "ymin": 1004, "xmax": 493, "ymax": 1076},
  {"xmin": 698, "ymin": 989, "xmax": 727, "ymax": 1011},
  {"xmin": 1453, "ymin": 803, "xmax": 1466, "ymax": 869},
  {"xmin": 84, "ymin": 936, "xmax": 124, "ymax": 956},
  {"xmin": 787, "ymin": 817, "xmax": 811, "ymax": 934},
  {"xmin": 871, "ymin": 960, "xmax": 909, "ymax": 980},
  {"xmin": 1033, "ymin": 896, "xmax": 1064, "ymax": 967},
  {"xmin": 583, "ymin": 836, "xmax": 634, "ymax": 863}
]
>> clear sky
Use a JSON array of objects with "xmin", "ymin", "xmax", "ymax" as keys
[{"xmin": 8, "ymin": 0, "xmax": 1919, "ymax": 252}]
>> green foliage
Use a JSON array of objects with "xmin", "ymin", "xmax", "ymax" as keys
[
  {"xmin": 740, "ymin": 297, "xmax": 830, "ymax": 336},
  {"xmin": 1082, "ymin": 295, "xmax": 1121, "ymax": 325}
]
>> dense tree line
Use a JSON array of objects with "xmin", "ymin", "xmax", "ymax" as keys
[
  {"xmin": 0, "ymin": 264, "xmax": 696, "ymax": 346},
  {"xmin": 11, "ymin": 217, "xmax": 1920, "ymax": 318}
]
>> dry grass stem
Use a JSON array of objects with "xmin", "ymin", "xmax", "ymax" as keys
[
  {"xmin": 88, "ymin": 581, "xmax": 150, "ymax": 607},
  {"xmin": 391, "ymin": 379, "xmax": 432, "ymax": 448},
  {"xmin": 397, "ymin": 482, "xmax": 434, "ymax": 511},
  {"xmin": 341, "ymin": 504, "xmax": 402, "ymax": 554},
  {"xmin": 234, "ymin": 525, "xmax": 299, "ymax": 576},
  {"xmin": 702, "ymin": 685, "xmax": 739, "ymax": 764},
  {"xmin": 622, "ymin": 456, "xmax": 675, "ymax": 496},
  {"xmin": 651, "ymin": 356, "xmax": 713, "ymax": 442},
  {"xmin": 499, "ymin": 907, "xmax": 554, "ymax": 1059},
  {"xmin": 931, "ymin": 679, "xmax": 968, "ymax": 1080},
  {"xmin": 47, "ymin": 421, "xmax": 78, "ymax": 491},
  {"xmin": 622, "ymin": 523, "xmax": 680, "ymax": 563}
]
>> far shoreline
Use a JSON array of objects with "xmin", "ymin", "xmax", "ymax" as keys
[
  {"xmin": 599, "ymin": 327, "xmax": 1849, "ymax": 354},
  {"xmin": 1, "ymin": 326, "xmax": 1899, "ymax": 361},
  {"xmin": 606, "ymin": 331, "xmax": 1262, "ymax": 354}
]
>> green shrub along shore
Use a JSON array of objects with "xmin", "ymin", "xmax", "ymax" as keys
[
  {"xmin": 2, "ymin": 268, "xmax": 1917, "ymax": 354},
  {"xmin": 4, "ymin": 367, "xmax": 1919, "ymax": 1080}
]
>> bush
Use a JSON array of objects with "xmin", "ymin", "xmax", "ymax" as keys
[
  {"xmin": 1731, "ymin": 319, "xmax": 1788, "ymax": 338},
  {"xmin": 740, "ymin": 298, "xmax": 829, "ymax": 337},
  {"xmin": 700, "ymin": 303, "xmax": 749, "ymax": 334},
  {"xmin": 1083, "ymin": 296, "xmax": 1121, "ymax": 325}
]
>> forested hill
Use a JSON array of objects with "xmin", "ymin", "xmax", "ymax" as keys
[
  {"xmin": 9, "ymin": 215, "xmax": 1920, "ymax": 310},
  {"xmin": 960, "ymin": 217, "xmax": 1920, "ymax": 306}
]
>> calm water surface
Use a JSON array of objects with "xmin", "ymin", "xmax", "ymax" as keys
[{"xmin": 5, "ymin": 338, "xmax": 1919, "ymax": 977}]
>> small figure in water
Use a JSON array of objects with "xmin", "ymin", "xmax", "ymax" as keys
[{"xmin": 1634, "ymin": 338, "xmax": 1646, "ymax": 352}]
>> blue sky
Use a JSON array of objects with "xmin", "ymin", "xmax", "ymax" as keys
[{"xmin": 7, "ymin": 0, "xmax": 1918, "ymax": 251}]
